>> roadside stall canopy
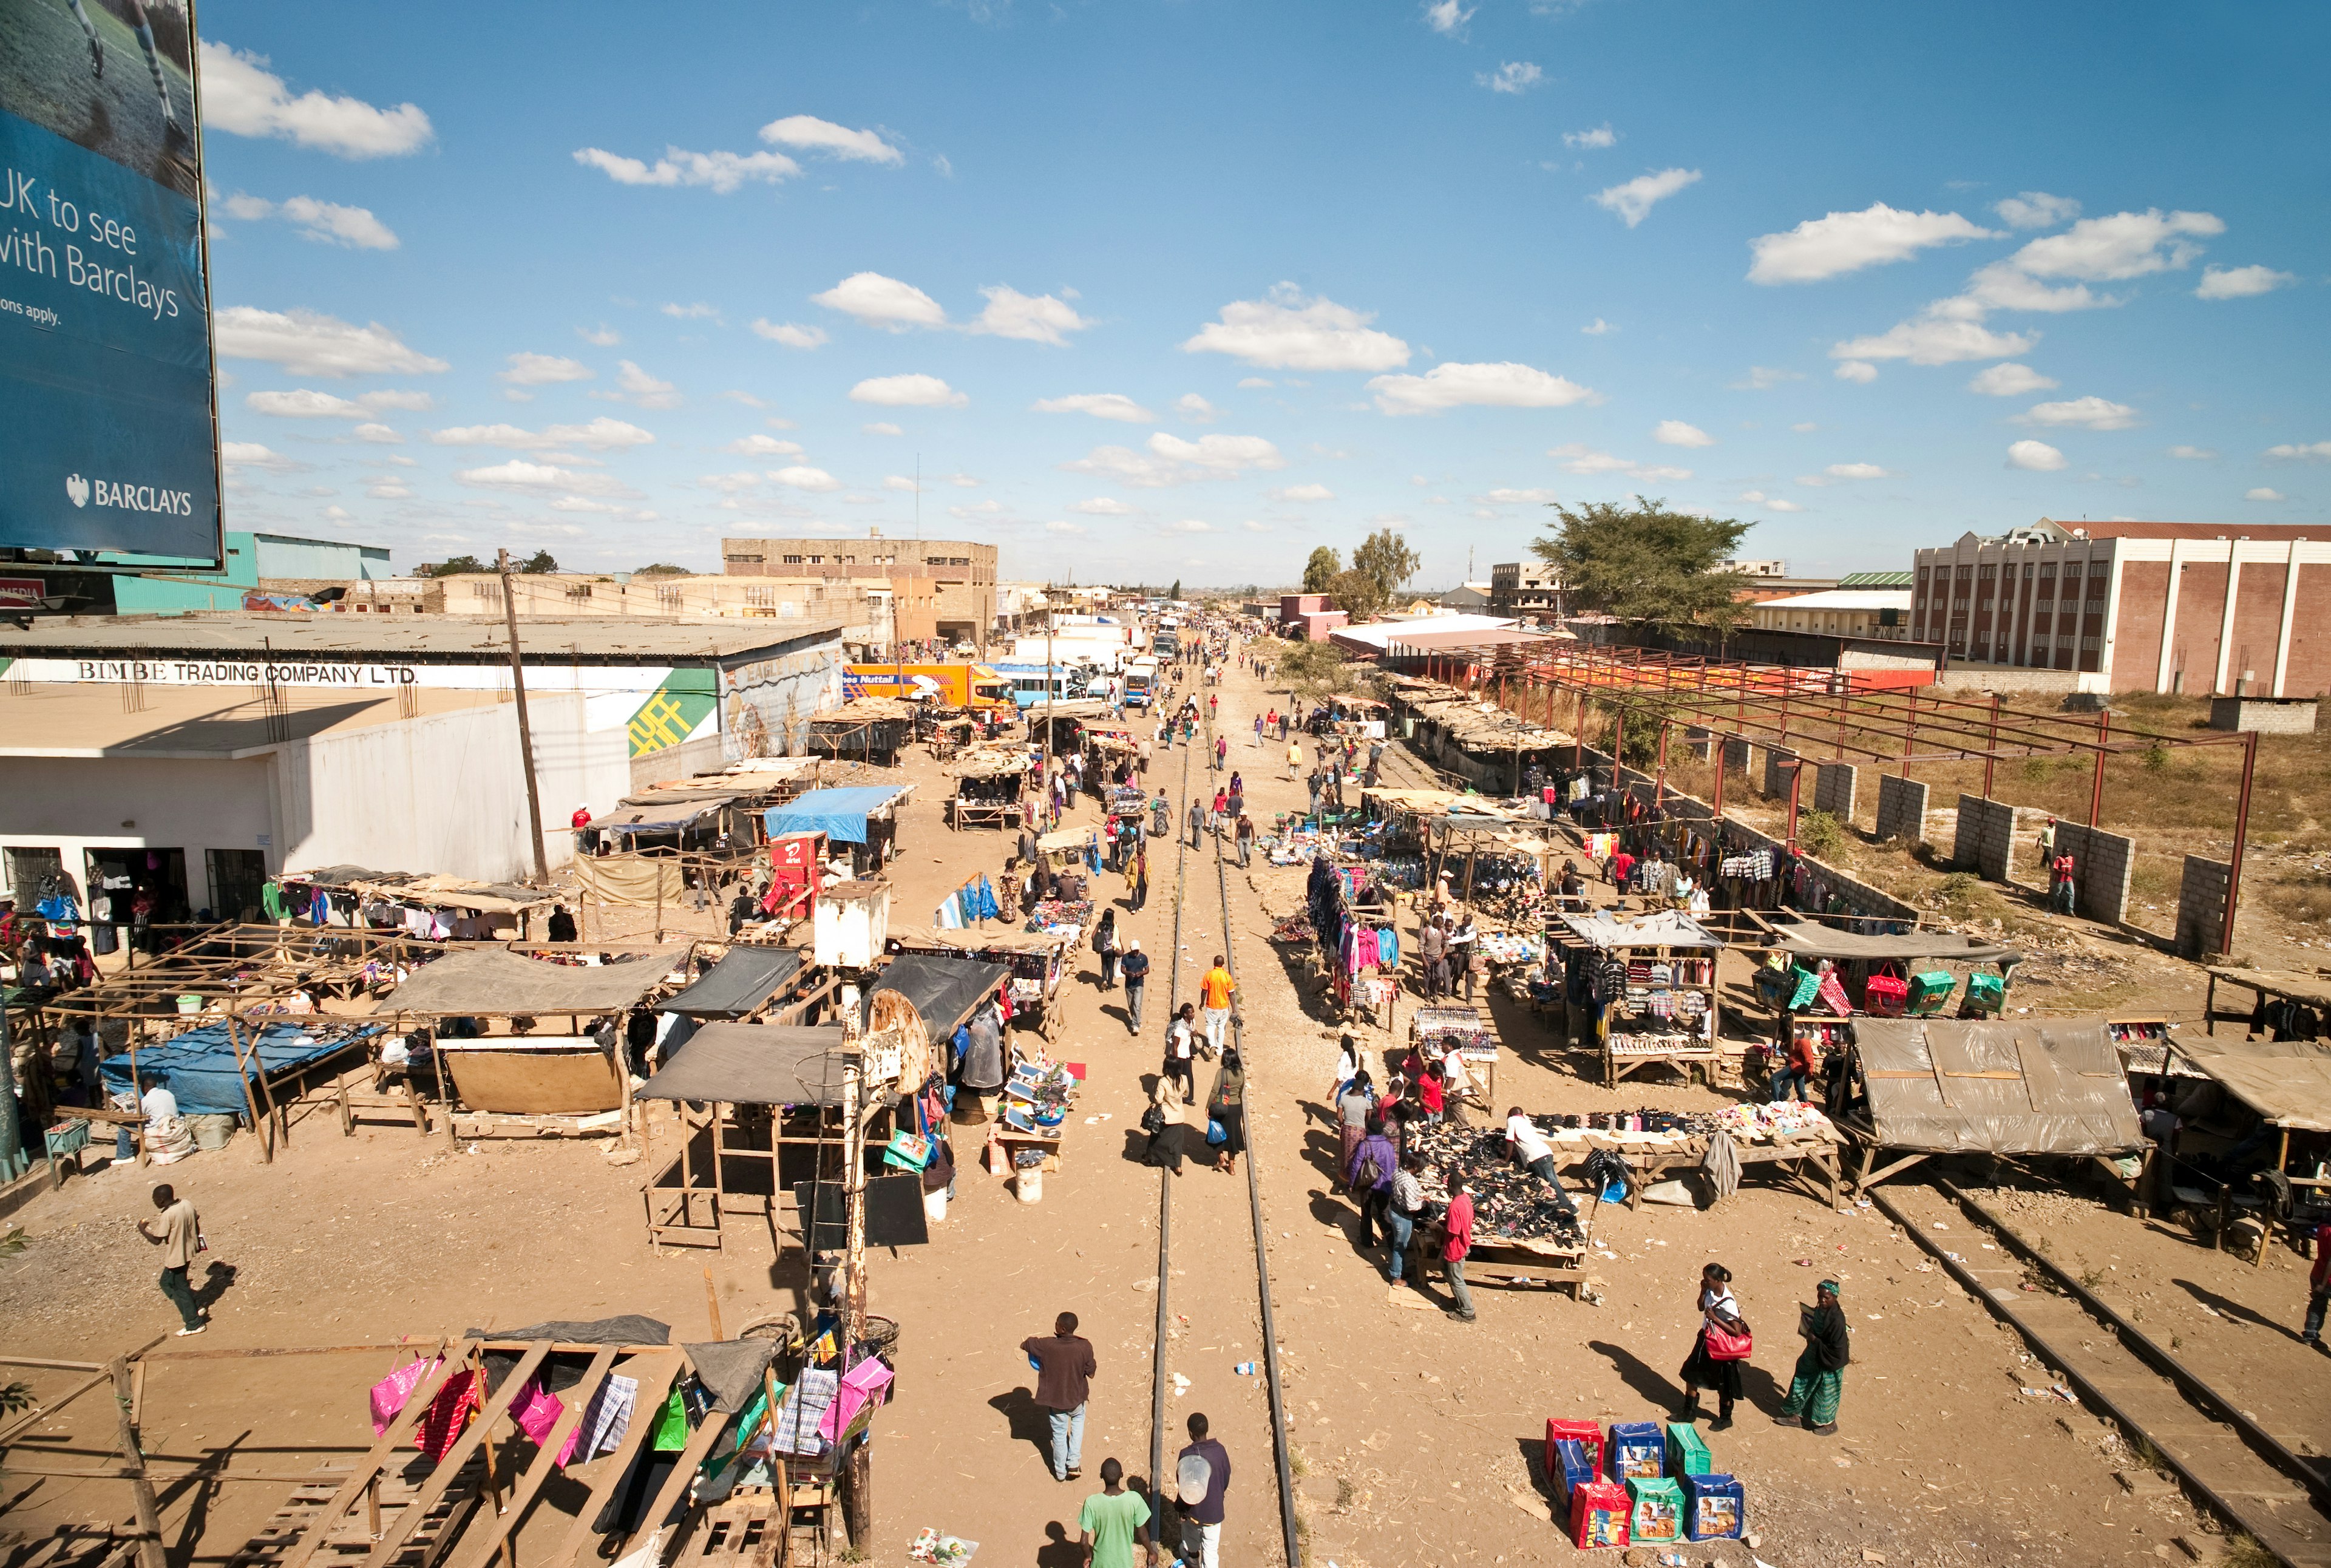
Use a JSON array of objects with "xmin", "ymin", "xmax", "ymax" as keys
[
  {"xmin": 283, "ymin": 869, "xmax": 552, "ymax": 915},
  {"xmin": 885, "ymin": 926, "xmax": 1071, "ymax": 955},
  {"xmin": 569, "ymin": 855, "xmax": 689, "ymax": 909},
  {"xmin": 948, "ymin": 748, "xmax": 1033, "ymax": 779},
  {"xmin": 387, "ymin": 945, "xmax": 688, "ymax": 1016},
  {"xmin": 657, "ymin": 946, "xmax": 805, "ymax": 1019},
  {"xmin": 1559, "ymin": 909, "xmax": 1725, "ymax": 951},
  {"xmin": 2170, "ymin": 1037, "xmax": 2331, "ymax": 1132},
  {"xmin": 1765, "ymin": 925, "xmax": 2018, "ymax": 965},
  {"xmin": 636, "ymin": 1023, "xmax": 853, "ymax": 1107},
  {"xmin": 867, "ymin": 953, "xmax": 1013, "ymax": 1037},
  {"xmin": 99, "ymin": 1020, "xmax": 384, "ymax": 1116},
  {"xmin": 597, "ymin": 795, "xmax": 738, "ymax": 835},
  {"xmin": 1851, "ymin": 1016, "xmax": 2142, "ymax": 1155},
  {"xmin": 764, "ymin": 785, "xmax": 914, "ymax": 845}
]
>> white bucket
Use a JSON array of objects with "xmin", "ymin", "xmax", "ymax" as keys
[
  {"xmin": 1015, "ymin": 1167, "xmax": 1043, "ymax": 1204},
  {"xmin": 923, "ymin": 1188, "xmax": 949, "ymax": 1224}
]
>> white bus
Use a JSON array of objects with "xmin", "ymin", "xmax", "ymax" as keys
[{"xmin": 1122, "ymin": 657, "xmax": 1159, "ymax": 710}]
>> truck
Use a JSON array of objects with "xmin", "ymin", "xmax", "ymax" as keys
[
  {"xmin": 842, "ymin": 663, "xmax": 1014, "ymax": 710},
  {"xmin": 1122, "ymin": 657, "xmax": 1159, "ymax": 710}
]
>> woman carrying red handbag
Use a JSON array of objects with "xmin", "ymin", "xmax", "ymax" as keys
[{"xmin": 1678, "ymin": 1262, "xmax": 1750, "ymax": 1429}]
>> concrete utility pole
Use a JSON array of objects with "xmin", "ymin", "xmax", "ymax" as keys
[{"xmin": 497, "ymin": 549, "xmax": 552, "ymax": 883}]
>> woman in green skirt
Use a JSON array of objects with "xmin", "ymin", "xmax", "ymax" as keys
[{"xmin": 1774, "ymin": 1278, "xmax": 1850, "ymax": 1434}]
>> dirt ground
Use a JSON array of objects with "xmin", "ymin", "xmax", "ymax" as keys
[{"xmin": 3, "ymin": 652, "xmax": 2327, "ymax": 1568}]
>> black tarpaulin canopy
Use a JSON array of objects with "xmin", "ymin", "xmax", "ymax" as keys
[
  {"xmin": 635, "ymin": 1023, "xmax": 852, "ymax": 1107},
  {"xmin": 658, "ymin": 946, "xmax": 805, "ymax": 1019},
  {"xmin": 1766, "ymin": 924, "xmax": 2018, "ymax": 965},
  {"xmin": 867, "ymin": 953, "xmax": 1013, "ymax": 1036},
  {"xmin": 387, "ymin": 946, "xmax": 688, "ymax": 1015},
  {"xmin": 1852, "ymin": 1016, "xmax": 2141, "ymax": 1155}
]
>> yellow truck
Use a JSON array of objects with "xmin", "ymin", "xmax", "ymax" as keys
[{"xmin": 843, "ymin": 662, "xmax": 1014, "ymax": 710}]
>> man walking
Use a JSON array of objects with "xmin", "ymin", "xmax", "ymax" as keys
[
  {"xmin": 1417, "ymin": 917, "xmax": 1447, "ymax": 1000},
  {"xmin": 1077, "ymin": 1458, "xmax": 1155, "ymax": 1567},
  {"xmin": 1174, "ymin": 1413, "xmax": 1232, "ymax": 1568},
  {"xmin": 1439, "ymin": 1171, "xmax": 1478, "ymax": 1322},
  {"xmin": 137, "ymin": 1182, "xmax": 207, "ymax": 1335},
  {"xmin": 1213, "ymin": 735, "xmax": 1227, "ymax": 773},
  {"xmin": 1199, "ymin": 955, "xmax": 1236, "ymax": 1055},
  {"xmin": 1021, "ymin": 1311, "xmax": 1098, "ymax": 1482},
  {"xmin": 1347, "ymin": 1114, "xmax": 1399, "ymax": 1250},
  {"xmin": 1188, "ymin": 795, "xmax": 1206, "ymax": 849},
  {"xmin": 2301, "ymin": 1216, "xmax": 2331, "ymax": 1350},
  {"xmin": 1120, "ymin": 939, "xmax": 1150, "ymax": 1034}
]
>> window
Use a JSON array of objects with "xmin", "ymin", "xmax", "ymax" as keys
[
  {"xmin": 782, "ymin": 554, "xmax": 805, "ymax": 565},
  {"xmin": 1978, "ymin": 564, "xmax": 1995, "ymax": 581},
  {"xmin": 745, "ymin": 585, "xmax": 775, "ymax": 608},
  {"xmin": 2088, "ymin": 574, "xmax": 2109, "ymax": 599},
  {"xmin": 656, "ymin": 585, "xmax": 684, "ymax": 610},
  {"xmin": 2063, "ymin": 563, "xmax": 2083, "ymax": 582}
]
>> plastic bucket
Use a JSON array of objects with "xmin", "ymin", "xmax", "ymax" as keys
[
  {"xmin": 176, "ymin": 994, "xmax": 203, "ymax": 1014},
  {"xmin": 923, "ymin": 1188, "xmax": 949, "ymax": 1224},
  {"xmin": 1015, "ymin": 1167, "xmax": 1043, "ymax": 1204}
]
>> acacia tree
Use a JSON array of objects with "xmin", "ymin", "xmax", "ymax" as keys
[
  {"xmin": 1301, "ymin": 546, "xmax": 1342, "ymax": 594},
  {"xmin": 1326, "ymin": 568, "xmax": 1387, "ymax": 621},
  {"xmin": 1351, "ymin": 528, "xmax": 1421, "ymax": 606},
  {"xmin": 1532, "ymin": 497, "xmax": 1752, "ymax": 631}
]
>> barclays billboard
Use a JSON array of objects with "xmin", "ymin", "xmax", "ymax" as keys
[{"xmin": 0, "ymin": 0, "xmax": 220, "ymax": 563}]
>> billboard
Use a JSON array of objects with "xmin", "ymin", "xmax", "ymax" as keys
[{"xmin": 0, "ymin": 0, "xmax": 220, "ymax": 563}]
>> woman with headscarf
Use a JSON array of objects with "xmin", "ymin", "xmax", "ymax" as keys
[
  {"xmin": 1141, "ymin": 1071, "xmax": 1187, "ymax": 1176},
  {"xmin": 1206, "ymin": 1048, "xmax": 1247, "ymax": 1175},
  {"xmin": 1774, "ymin": 1278, "xmax": 1851, "ymax": 1434}
]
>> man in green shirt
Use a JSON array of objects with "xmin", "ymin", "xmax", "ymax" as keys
[{"xmin": 1077, "ymin": 1458, "xmax": 1154, "ymax": 1568}]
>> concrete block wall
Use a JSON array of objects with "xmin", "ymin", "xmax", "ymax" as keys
[
  {"xmin": 1722, "ymin": 738, "xmax": 1753, "ymax": 776},
  {"xmin": 1762, "ymin": 745, "xmax": 1798, "ymax": 798},
  {"xmin": 2176, "ymin": 856, "xmax": 2231, "ymax": 958},
  {"xmin": 1813, "ymin": 762, "xmax": 1858, "ymax": 822},
  {"xmin": 1684, "ymin": 726, "xmax": 1715, "ymax": 760},
  {"xmin": 2052, "ymin": 822, "xmax": 2136, "ymax": 926},
  {"xmin": 1874, "ymin": 774, "xmax": 1930, "ymax": 845},
  {"xmin": 1952, "ymin": 795, "xmax": 2018, "ymax": 882}
]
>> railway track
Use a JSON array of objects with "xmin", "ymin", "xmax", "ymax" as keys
[{"xmin": 1870, "ymin": 1179, "xmax": 2331, "ymax": 1568}]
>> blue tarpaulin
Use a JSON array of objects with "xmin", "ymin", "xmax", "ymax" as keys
[
  {"xmin": 765, "ymin": 786, "xmax": 910, "ymax": 846},
  {"xmin": 98, "ymin": 1022, "xmax": 384, "ymax": 1118}
]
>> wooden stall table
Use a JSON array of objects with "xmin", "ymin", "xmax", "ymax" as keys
[
  {"xmin": 991, "ymin": 1125, "xmax": 1067, "ymax": 1178},
  {"xmin": 1624, "ymin": 1135, "xmax": 1842, "ymax": 1210},
  {"xmin": 1601, "ymin": 1037, "xmax": 1754, "ymax": 1090}
]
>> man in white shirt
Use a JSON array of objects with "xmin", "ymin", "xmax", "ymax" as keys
[
  {"xmin": 1505, "ymin": 1107, "xmax": 1579, "ymax": 1218},
  {"xmin": 137, "ymin": 1183, "xmax": 208, "ymax": 1335},
  {"xmin": 139, "ymin": 1078, "xmax": 180, "ymax": 1125}
]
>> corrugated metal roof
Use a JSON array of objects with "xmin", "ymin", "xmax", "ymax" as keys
[{"xmin": 0, "ymin": 613, "xmax": 844, "ymax": 665}]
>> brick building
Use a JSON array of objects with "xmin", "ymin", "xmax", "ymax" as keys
[
  {"xmin": 1488, "ymin": 562, "xmax": 1563, "ymax": 621},
  {"xmin": 1912, "ymin": 519, "xmax": 2331, "ymax": 696},
  {"xmin": 722, "ymin": 531, "xmax": 995, "ymax": 651}
]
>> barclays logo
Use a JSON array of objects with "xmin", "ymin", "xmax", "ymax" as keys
[
  {"xmin": 66, "ymin": 472, "xmax": 89, "ymax": 507},
  {"xmin": 65, "ymin": 472, "xmax": 194, "ymax": 515}
]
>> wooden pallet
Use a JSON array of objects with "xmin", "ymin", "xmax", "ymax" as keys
[
  {"xmin": 682, "ymin": 1476, "xmax": 838, "ymax": 1568},
  {"xmin": 227, "ymin": 1458, "xmax": 486, "ymax": 1568}
]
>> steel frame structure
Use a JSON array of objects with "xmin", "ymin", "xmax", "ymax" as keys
[{"xmin": 1383, "ymin": 640, "xmax": 2259, "ymax": 955}]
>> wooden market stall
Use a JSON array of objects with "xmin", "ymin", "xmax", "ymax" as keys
[
  {"xmin": 764, "ymin": 786, "xmax": 915, "ymax": 878},
  {"xmin": 273, "ymin": 867, "xmax": 558, "ymax": 942},
  {"xmin": 883, "ymin": 925, "xmax": 1080, "ymax": 1045},
  {"xmin": 943, "ymin": 745, "xmax": 1031, "ymax": 830},
  {"xmin": 1552, "ymin": 909, "xmax": 1729, "ymax": 1087},
  {"xmin": 2145, "ymin": 1034, "xmax": 2331, "ymax": 1257},
  {"xmin": 2200, "ymin": 965, "xmax": 2331, "ymax": 1039},
  {"xmin": 807, "ymin": 697, "xmax": 917, "ymax": 766}
]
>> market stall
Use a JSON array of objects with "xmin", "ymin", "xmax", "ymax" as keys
[
  {"xmin": 943, "ymin": 746, "xmax": 1031, "ymax": 830},
  {"xmin": 1759, "ymin": 921, "xmax": 2020, "ymax": 1020},
  {"xmin": 765, "ymin": 786, "xmax": 916, "ymax": 877},
  {"xmin": 1837, "ymin": 1015, "xmax": 2143, "ymax": 1194},
  {"xmin": 1552, "ymin": 909, "xmax": 1729, "ymax": 1087},
  {"xmin": 808, "ymin": 697, "xmax": 917, "ymax": 766},
  {"xmin": 2200, "ymin": 965, "xmax": 2331, "ymax": 1040},
  {"xmin": 272, "ymin": 867, "xmax": 557, "ymax": 941},
  {"xmin": 2144, "ymin": 1035, "xmax": 2331, "ymax": 1257},
  {"xmin": 660, "ymin": 943, "xmax": 840, "ymax": 1027},
  {"xmin": 883, "ymin": 925, "xmax": 1079, "ymax": 1045}
]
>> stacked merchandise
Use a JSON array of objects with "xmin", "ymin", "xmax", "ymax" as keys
[
  {"xmin": 1546, "ymin": 1418, "xmax": 1747, "ymax": 1550},
  {"xmin": 1403, "ymin": 1124, "xmax": 1586, "ymax": 1247},
  {"xmin": 1023, "ymin": 900, "xmax": 1092, "ymax": 937},
  {"xmin": 999, "ymin": 1057, "xmax": 1077, "ymax": 1139},
  {"xmin": 1606, "ymin": 954, "xmax": 1714, "ymax": 1057}
]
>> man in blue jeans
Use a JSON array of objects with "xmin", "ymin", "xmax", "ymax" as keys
[
  {"xmin": 1021, "ymin": 1311, "xmax": 1098, "ymax": 1482},
  {"xmin": 1119, "ymin": 940, "xmax": 1150, "ymax": 1035}
]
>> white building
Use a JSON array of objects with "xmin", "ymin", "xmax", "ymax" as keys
[{"xmin": 1748, "ymin": 588, "xmax": 1914, "ymax": 640}]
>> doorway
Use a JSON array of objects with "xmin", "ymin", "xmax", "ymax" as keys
[{"xmin": 206, "ymin": 849, "xmax": 269, "ymax": 923}]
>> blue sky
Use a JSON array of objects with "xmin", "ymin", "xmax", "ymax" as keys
[{"xmin": 194, "ymin": 0, "xmax": 2329, "ymax": 587}]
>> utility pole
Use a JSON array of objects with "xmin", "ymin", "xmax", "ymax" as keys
[{"xmin": 497, "ymin": 549, "xmax": 551, "ymax": 883}]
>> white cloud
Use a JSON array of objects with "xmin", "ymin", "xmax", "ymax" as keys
[
  {"xmin": 1821, "ymin": 461, "xmax": 1890, "ymax": 480},
  {"xmin": 722, "ymin": 433, "xmax": 805, "ymax": 456},
  {"xmin": 1070, "ymin": 497, "xmax": 1136, "ymax": 515},
  {"xmin": 751, "ymin": 319, "xmax": 827, "ymax": 349},
  {"xmin": 1479, "ymin": 487, "xmax": 1559, "ymax": 504},
  {"xmin": 1729, "ymin": 365, "xmax": 1802, "ymax": 390},
  {"xmin": 970, "ymin": 285, "xmax": 1090, "ymax": 345},
  {"xmin": 1368, "ymin": 360, "xmax": 1596, "ymax": 415},
  {"xmin": 2166, "ymin": 445, "xmax": 2217, "ymax": 460},
  {"xmin": 1791, "ymin": 422, "xmax": 1817, "ymax": 433},
  {"xmin": 197, "ymin": 42, "xmax": 433, "ymax": 158},
  {"xmin": 1967, "ymin": 362, "xmax": 2058, "ymax": 396},
  {"xmin": 1564, "ymin": 124, "xmax": 1617, "ymax": 149},
  {"xmin": 1182, "ymin": 283, "xmax": 1410, "ymax": 372},
  {"xmin": 1654, "ymin": 419, "xmax": 1714, "ymax": 448},
  {"xmin": 701, "ymin": 470, "xmax": 767, "ymax": 495},
  {"xmin": 246, "ymin": 389, "xmax": 364, "ymax": 418},
  {"xmin": 661, "ymin": 301, "xmax": 720, "ymax": 321},
  {"xmin": 1590, "ymin": 168, "xmax": 1701, "ymax": 228},
  {"xmin": 572, "ymin": 145, "xmax": 797, "ymax": 192},
  {"xmin": 758, "ymin": 115, "xmax": 903, "ymax": 165},
  {"xmin": 1033, "ymin": 393, "xmax": 1154, "ymax": 423},
  {"xmin": 2011, "ymin": 209, "xmax": 2222, "ymax": 282},
  {"xmin": 1479, "ymin": 61, "xmax": 1544, "ymax": 93},
  {"xmin": 214, "ymin": 306, "xmax": 448, "ymax": 378},
  {"xmin": 2196, "ymin": 264, "xmax": 2298, "ymax": 300},
  {"xmin": 1270, "ymin": 483, "xmax": 1335, "ymax": 502},
  {"xmin": 353, "ymin": 423, "xmax": 403, "ymax": 444},
  {"xmin": 1241, "ymin": 520, "xmax": 1272, "ymax": 533},
  {"xmin": 1237, "ymin": 376, "xmax": 1275, "ymax": 389},
  {"xmin": 881, "ymin": 476, "xmax": 921, "ymax": 493},
  {"xmin": 945, "ymin": 473, "xmax": 981, "ymax": 488},
  {"xmin": 2018, "ymin": 396, "xmax": 2140, "ymax": 432},
  {"xmin": 863, "ymin": 421, "xmax": 903, "ymax": 436},
  {"xmin": 1164, "ymin": 519, "xmax": 1216, "ymax": 535},
  {"xmin": 1833, "ymin": 360, "xmax": 1879, "ymax": 383},
  {"xmin": 1045, "ymin": 520, "xmax": 1088, "ymax": 535},
  {"xmin": 500, "ymin": 351, "xmax": 594, "ymax": 387},
  {"xmin": 1548, "ymin": 443, "xmax": 1691, "ymax": 482},
  {"xmin": 1958, "ymin": 260, "xmax": 2110, "ymax": 313},
  {"xmin": 1175, "ymin": 393, "xmax": 1218, "ymax": 423},
  {"xmin": 577, "ymin": 324, "xmax": 622, "ymax": 347},
  {"xmin": 429, "ymin": 416, "xmax": 655, "ymax": 451},
  {"xmin": 595, "ymin": 360, "xmax": 679, "ymax": 409},
  {"xmin": 814, "ymin": 272, "xmax": 948, "ymax": 331},
  {"xmin": 1830, "ymin": 316, "xmax": 2034, "ymax": 366},
  {"xmin": 1738, "ymin": 490, "xmax": 1805, "ymax": 513},
  {"xmin": 2247, "ymin": 487, "xmax": 2286, "ymax": 503},
  {"xmin": 222, "ymin": 193, "xmax": 398, "ymax": 249},
  {"xmin": 769, "ymin": 466, "xmax": 843, "ymax": 492},
  {"xmin": 1423, "ymin": 0, "xmax": 1473, "ymax": 33},
  {"xmin": 1061, "ymin": 432, "xmax": 1286, "ymax": 487},
  {"xmin": 850, "ymin": 373, "xmax": 966, "ymax": 407},
  {"xmin": 1994, "ymin": 192, "xmax": 2080, "ymax": 230},
  {"xmin": 220, "ymin": 441, "xmax": 299, "ymax": 472},
  {"xmin": 365, "ymin": 478, "xmax": 412, "ymax": 500},
  {"xmin": 1746, "ymin": 203, "xmax": 1999, "ymax": 285},
  {"xmin": 454, "ymin": 460, "xmax": 634, "ymax": 499},
  {"xmin": 2265, "ymin": 441, "xmax": 2331, "ymax": 461},
  {"xmin": 2007, "ymin": 440, "xmax": 2066, "ymax": 472}
]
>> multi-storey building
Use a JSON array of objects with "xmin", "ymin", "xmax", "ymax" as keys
[{"xmin": 722, "ymin": 531, "xmax": 997, "ymax": 650}]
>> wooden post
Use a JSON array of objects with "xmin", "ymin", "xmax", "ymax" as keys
[
  {"xmin": 110, "ymin": 1356, "xmax": 168, "ymax": 1568},
  {"xmin": 2089, "ymin": 709, "xmax": 2110, "ymax": 827},
  {"xmin": 222, "ymin": 1011, "xmax": 276, "ymax": 1165},
  {"xmin": 1982, "ymin": 693, "xmax": 2001, "ymax": 799}
]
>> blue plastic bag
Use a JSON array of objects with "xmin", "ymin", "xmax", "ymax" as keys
[{"xmin": 1206, "ymin": 1119, "xmax": 1229, "ymax": 1146}]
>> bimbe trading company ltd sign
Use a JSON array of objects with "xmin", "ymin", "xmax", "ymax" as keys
[{"xmin": 19, "ymin": 658, "xmax": 424, "ymax": 687}]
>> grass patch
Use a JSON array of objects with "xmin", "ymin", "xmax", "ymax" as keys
[{"xmin": 1796, "ymin": 808, "xmax": 1848, "ymax": 861}]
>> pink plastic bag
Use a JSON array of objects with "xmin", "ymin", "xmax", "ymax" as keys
[
  {"xmin": 369, "ymin": 1356, "xmax": 444, "ymax": 1436},
  {"xmin": 816, "ymin": 1357, "xmax": 894, "ymax": 1443},
  {"xmin": 507, "ymin": 1377, "xmax": 565, "ymax": 1450}
]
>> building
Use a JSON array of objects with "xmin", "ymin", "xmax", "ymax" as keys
[
  {"xmin": 1277, "ymin": 593, "xmax": 1348, "ymax": 641},
  {"xmin": 1912, "ymin": 518, "xmax": 2331, "ymax": 695},
  {"xmin": 722, "ymin": 530, "xmax": 996, "ymax": 650},
  {"xmin": 1488, "ymin": 562, "xmax": 1564, "ymax": 620},
  {"xmin": 1749, "ymin": 588, "xmax": 1914, "ymax": 640},
  {"xmin": 418, "ymin": 573, "xmax": 895, "ymax": 650},
  {"xmin": 1440, "ymin": 582, "xmax": 1493, "ymax": 611},
  {"xmin": 1329, "ymin": 613, "xmax": 1549, "ymax": 660},
  {"xmin": 0, "ymin": 614, "xmax": 844, "ymax": 903},
  {"xmin": 99, "ymin": 531, "xmax": 395, "ymax": 615}
]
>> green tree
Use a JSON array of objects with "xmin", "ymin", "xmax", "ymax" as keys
[
  {"xmin": 421, "ymin": 554, "xmax": 490, "ymax": 578},
  {"xmin": 1326, "ymin": 566, "xmax": 1388, "ymax": 622},
  {"xmin": 1531, "ymin": 497, "xmax": 1752, "ymax": 631},
  {"xmin": 1278, "ymin": 638, "xmax": 1354, "ymax": 697},
  {"xmin": 517, "ymin": 549, "xmax": 560, "ymax": 574},
  {"xmin": 1351, "ymin": 528, "xmax": 1422, "ymax": 606},
  {"xmin": 1169, "ymin": 578, "xmax": 1182, "ymax": 600},
  {"xmin": 634, "ymin": 562, "xmax": 690, "ymax": 577},
  {"xmin": 1301, "ymin": 546, "xmax": 1343, "ymax": 594}
]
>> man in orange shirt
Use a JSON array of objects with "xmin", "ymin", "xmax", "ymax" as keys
[{"xmin": 1199, "ymin": 955, "xmax": 1236, "ymax": 1056}]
